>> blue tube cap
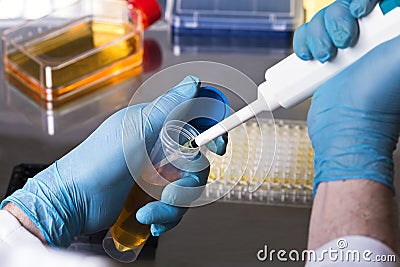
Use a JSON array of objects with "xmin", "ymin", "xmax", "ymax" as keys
[{"xmin": 189, "ymin": 86, "xmax": 230, "ymax": 132}]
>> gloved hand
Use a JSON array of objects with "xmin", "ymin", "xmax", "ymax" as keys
[
  {"xmin": 293, "ymin": 0, "xmax": 380, "ymax": 63},
  {"xmin": 1, "ymin": 76, "xmax": 226, "ymax": 246},
  {"xmin": 307, "ymin": 36, "xmax": 400, "ymax": 193}
]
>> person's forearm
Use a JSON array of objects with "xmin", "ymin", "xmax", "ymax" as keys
[
  {"xmin": 2, "ymin": 202, "xmax": 47, "ymax": 244},
  {"xmin": 308, "ymin": 179, "xmax": 397, "ymax": 251}
]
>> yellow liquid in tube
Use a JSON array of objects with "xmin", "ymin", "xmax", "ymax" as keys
[
  {"xmin": 111, "ymin": 164, "xmax": 181, "ymax": 252},
  {"xmin": 110, "ymin": 181, "xmax": 154, "ymax": 252}
]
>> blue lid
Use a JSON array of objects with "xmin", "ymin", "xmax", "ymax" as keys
[
  {"xmin": 380, "ymin": 0, "xmax": 400, "ymax": 14},
  {"xmin": 189, "ymin": 86, "xmax": 230, "ymax": 132}
]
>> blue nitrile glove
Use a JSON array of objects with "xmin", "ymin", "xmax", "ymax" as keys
[
  {"xmin": 307, "ymin": 36, "xmax": 400, "ymax": 193},
  {"xmin": 1, "ymin": 76, "xmax": 227, "ymax": 247},
  {"xmin": 293, "ymin": 0, "xmax": 380, "ymax": 63},
  {"xmin": 136, "ymin": 154, "xmax": 211, "ymax": 237}
]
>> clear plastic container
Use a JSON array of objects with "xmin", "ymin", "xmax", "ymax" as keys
[
  {"xmin": 2, "ymin": 0, "xmax": 143, "ymax": 107},
  {"xmin": 166, "ymin": 0, "xmax": 304, "ymax": 35},
  {"xmin": 103, "ymin": 120, "xmax": 206, "ymax": 262},
  {"xmin": 170, "ymin": 32, "xmax": 293, "ymax": 56}
]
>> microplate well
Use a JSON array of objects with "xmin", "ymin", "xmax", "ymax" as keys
[{"xmin": 203, "ymin": 118, "xmax": 314, "ymax": 207}]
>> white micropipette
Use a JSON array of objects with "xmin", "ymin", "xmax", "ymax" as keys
[{"xmin": 194, "ymin": 5, "xmax": 400, "ymax": 147}]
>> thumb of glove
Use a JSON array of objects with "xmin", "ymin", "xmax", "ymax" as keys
[{"xmin": 142, "ymin": 75, "xmax": 200, "ymax": 150}]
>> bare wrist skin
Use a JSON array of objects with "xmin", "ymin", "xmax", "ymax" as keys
[
  {"xmin": 308, "ymin": 179, "xmax": 397, "ymax": 251},
  {"xmin": 2, "ymin": 202, "xmax": 47, "ymax": 245}
]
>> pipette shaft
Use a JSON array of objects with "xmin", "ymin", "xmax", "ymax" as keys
[{"xmin": 194, "ymin": 5, "xmax": 400, "ymax": 147}]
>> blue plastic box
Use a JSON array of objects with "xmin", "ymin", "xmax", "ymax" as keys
[{"xmin": 166, "ymin": 0, "xmax": 304, "ymax": 36}]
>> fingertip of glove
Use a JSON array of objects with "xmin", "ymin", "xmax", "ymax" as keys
[
  {"xmin": 212, "ymin": 135, "xmax": 228, "ymax": 155},
  {"xmin": 184, "ymin": 173, "xmax": 201, "ymax": 184},
  {"xmin": 151, "ymin": 221, "xmax": 180, "ymax": 236},
  {"xmin": 182, "ymin": 75, "xmax": 200, "ymax": 87},
  {"xmin": 297, "ymin": 52, "xmax": 313, "ymax": 61},
  {"xmin": 186, "ymin": 75, "xmax": 200, "ymax": 86},
  {"xmin": 161, "ymin": 176, "xmax": 203, "ymax": 206},
  {"xmin": 293, "ymin": 27, "xmax": 313, "ymax": 61},
  {"xmin": 136, "ymin": 206, "xmax": 151, "ymax": 224},
  {"xmin": 293, "ymin": 45, "xmax": 311, "ymax": 61},
  {"xmin": 315, "ymin": 53, "xmax": 332, "ymax": 63},
  {"xmin": 349, "ymin": 1, "xmax": 365, "ymax": 18},
  {"xmin": 332, "ymin": 33, "xmax": 353, "ymax": 49},
  {"xmin": 173, "ymin": 75, "xmax": 200, "ymax": 97},
  {"xmin": 150, "ymin": 224, "xmax": 162, "ymax": 236}
]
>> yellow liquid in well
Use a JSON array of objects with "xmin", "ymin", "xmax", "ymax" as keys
[
  {"xmin": 110, "ymin": 181, "xmax": 154, "ymax": 252},
  {"xmin": 5, "ymin": 18, "xmax": 143, "ymax": 104}
]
